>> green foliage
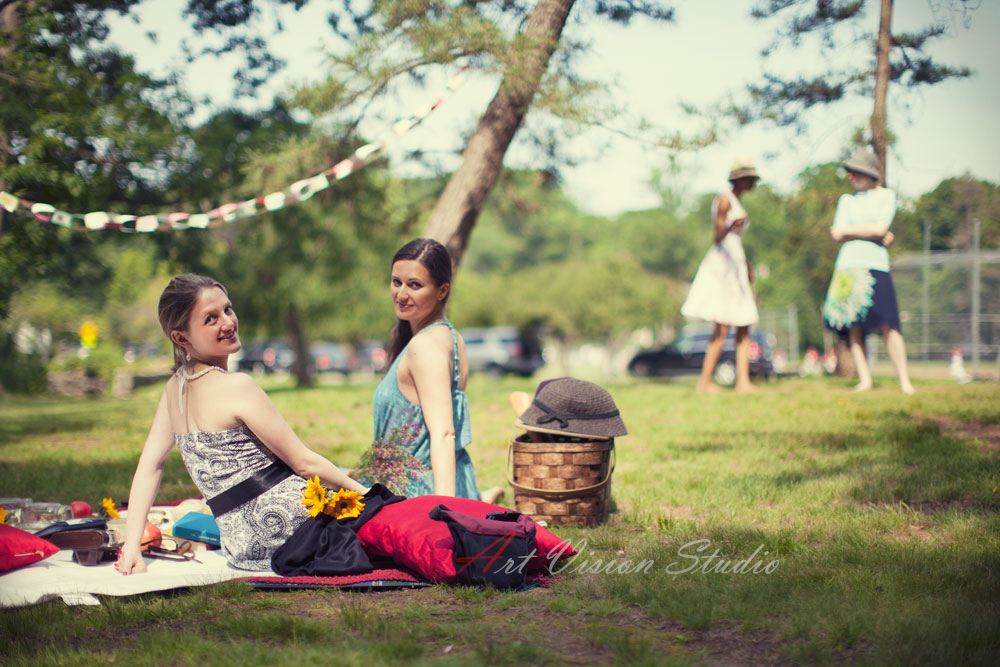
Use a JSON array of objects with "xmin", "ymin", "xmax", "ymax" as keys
[
  {"xmin": 894, "ymin": 176, "xmax": 1000, "ymax": 252},
  {"xmin": 49, "ymin": 343, "xmax": 124, "ymax": 382},
  {"xmin": 451, "ymin": 169, "xmax": 687, "ymax": 341},
  {"xmin": 0, "ymin": 334, "xmax": 48, "ymax": 394},
  {"xmin": 0, "ymin": 1, "xmax": 186, "ymax": 317}
]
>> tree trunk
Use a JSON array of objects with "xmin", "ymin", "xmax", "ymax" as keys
[
  {"xmin": 421, "ymin": 0, "xmax": 576, "ymax": 270},
  {"xmin": 834, "ymin": 339, "xmax": 858, "ymax": 378},
  {"xmin": 286, "ymin": 305, "xmax": 313, "ymax": 387},
  {"xmin": 0, "ymin": 0, "xmax": 19, "ymax": 239},
  {"xmin": 871, "ymin": 0, "xmax": 893, "ymax": 184}
]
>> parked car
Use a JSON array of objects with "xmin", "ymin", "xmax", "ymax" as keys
[
  {"xmin": 628, "ymin": 324, "xmax": 776, "ymax": 385},
  {"xmin": 461, "ymin": 325, "xmax": 545, "ymax": 378},
  {"xmin": 308, "ymin": 342, "xmax": 359, "ymax": 376},
  {"xmin": 235, "ymin": 341, "xmax": 294, "ymax": 375},
  {"xmin": 356, "ymin": 340, "xmax": 388, "ymax": 374}
]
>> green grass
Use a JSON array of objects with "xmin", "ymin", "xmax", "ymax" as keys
[{"xmin": 1, "ymin": 374, "xmax": 999, "ymax": 665}]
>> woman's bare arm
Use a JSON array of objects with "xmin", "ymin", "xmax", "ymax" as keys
[
  {"xmin": 406, "ymin": 330, "xmax": 457, "ymax": 497},
  {"xmin": 116, "ymin": 389, "xmax": 176, "ymax": 575},
  {"xmin": 228, "ymin": 373, "xmax": 367, "ymax": 493}
]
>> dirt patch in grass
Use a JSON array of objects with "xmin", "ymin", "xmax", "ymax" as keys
[
  {"xmin": 889, "ymin": 522, "xmax": 935, "ymax": 543},
  {"xmin": 260, "ymin": 586, "xmax": 847, "ymax": 665},
  {"xmin": 917, "ymin": 413, "xmax": 1000, "ymax": 453}
]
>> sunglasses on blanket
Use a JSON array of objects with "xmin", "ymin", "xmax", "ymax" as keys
[{"xmin": 142, "ymin": 537, "xmax": 201, "ymax": 563}]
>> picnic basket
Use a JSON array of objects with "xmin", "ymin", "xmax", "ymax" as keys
[{"xmin": 506, "ymin": 433, "xmax": 614, "ymax": 527}]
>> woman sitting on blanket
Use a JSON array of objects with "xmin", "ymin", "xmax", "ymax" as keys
[{"xmin": 116, "ymin": 274, "xmax": 367, "ymax": 575}]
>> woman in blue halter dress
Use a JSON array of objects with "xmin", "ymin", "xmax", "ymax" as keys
[
  {"xmin": 373, "ymin": 320, "xmax": 479, "ymax": 498},
  {"xmin": 371, "ymin": 239, "xmax": 502, "ymax": 502}
]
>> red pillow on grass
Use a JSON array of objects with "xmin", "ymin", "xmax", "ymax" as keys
[
  {"xmin": 357, "ymin": 495, "xmax": 577, "ymax": 583},
  {"xmin": 0, "ymin": 524, "xmax": 60, "ymax": 572}
]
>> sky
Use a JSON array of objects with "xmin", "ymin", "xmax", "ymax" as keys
[{"xmin": 107, "ymin": 0, "xmax": 1000, "ymax": 217}]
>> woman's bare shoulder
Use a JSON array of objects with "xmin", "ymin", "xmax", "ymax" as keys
[
  {"xmin": 218, "ymin": 370, "xmax": 263, "ymax": 395},
  {"xmin": 415, "ymin": 324, "xmax": 454, "ymax": 347},
  {"xmin": 406, "ymin": 325, "xmax": 454, "ymax": 363}
]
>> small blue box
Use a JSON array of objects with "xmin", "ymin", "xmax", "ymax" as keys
[{"xmin": 172, "ymin": 512, "xmax": 221, "ymax": 546}]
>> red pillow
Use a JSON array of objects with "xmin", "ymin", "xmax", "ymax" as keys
[
  {"xmin": 357, "ymin": 496, "xmax": 577, "ymax": 583},
  {"xmin": 0, "ymin": 524, "xmax": 60, "ymax": 572}
]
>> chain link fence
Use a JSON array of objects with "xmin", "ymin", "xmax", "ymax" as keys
[{"xmin": 892, "ymin": 232, "xmax": 1000, "ymax": 377}]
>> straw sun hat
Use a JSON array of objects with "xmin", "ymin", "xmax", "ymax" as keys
[
  {"xmin": 728, "ymin": 157, "xmax": 760, "ymax": 182},
  {"xmin": 515, "ymin": 377, "xmax": 628, "ymax": 439},
  {"xmin": 841, "ymin": 149, "xmax": 881, "ymax": 180}
]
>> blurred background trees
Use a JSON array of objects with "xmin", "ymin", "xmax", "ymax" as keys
[{"xmin": 0, "ymin": 1, "xmax": 995, "ymax": 393}]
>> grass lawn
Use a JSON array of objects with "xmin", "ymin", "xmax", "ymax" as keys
[{"xmin": 1, "ymin": 373, "xmax": 998, "ymax": 665}]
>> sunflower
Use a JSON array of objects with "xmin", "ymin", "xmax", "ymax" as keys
[
  {"xmin": 301, "ymin": 476, "xmax": 329, "ymax": 518},
  {"xmin": 325, "ymin": 489, "xmax": 365, "ymax": 520},
  {"xmin": 101, "ymin": 497, "xmax": 120, "ymax": 519}
]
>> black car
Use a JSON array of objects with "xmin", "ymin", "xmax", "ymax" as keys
[{"xmin": 628, "ymin": 325, "xmax": 776, "ymax": 385}]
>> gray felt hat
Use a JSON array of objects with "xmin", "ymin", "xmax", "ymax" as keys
[
  {"xmin": 842, "ymin": 149, "xmax": 881, "ymax": 180},
  {"xmin": 515, "ymin": 377, "xmax": 627, "ymax": 439}
]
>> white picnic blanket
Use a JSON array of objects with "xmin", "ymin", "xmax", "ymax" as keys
[{"xmin": 0, "ymin": 547, "xmax": 274, "ymax": 608}]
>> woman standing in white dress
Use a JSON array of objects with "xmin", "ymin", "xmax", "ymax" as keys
[{"xmin": 681, "ymin": 158, "xmax": 760, "ymax": 392}]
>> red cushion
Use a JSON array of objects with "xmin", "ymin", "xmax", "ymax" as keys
[
  {"xmin": 0, "ymin": 524, "xmax": 59, "ymax": 572},
  {"xmin": 357, "ymin": 496, "xmax": 577, "ymax": 583}
]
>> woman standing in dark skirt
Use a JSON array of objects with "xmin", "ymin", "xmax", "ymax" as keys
[{"xmin": 822, "ymin": 149, "xmax": 915, "ymax": 394}]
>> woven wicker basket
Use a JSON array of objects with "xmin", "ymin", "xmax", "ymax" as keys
[{"xmin": 506, "ymin": 433, "xmax": 614, "ymax": 527}]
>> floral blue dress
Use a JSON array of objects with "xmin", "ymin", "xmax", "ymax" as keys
[{"xmin": 371, "ymin": 322, "xmax": 480, "ymax": 499}]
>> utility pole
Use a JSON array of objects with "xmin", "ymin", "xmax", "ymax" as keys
[
  {"xmin": 971, "ymin": 217, "xmax": 981, "ymax": 376},
  {"xmin": 922, "ymin": 220, "xmax": 930, "ymax": 361}
]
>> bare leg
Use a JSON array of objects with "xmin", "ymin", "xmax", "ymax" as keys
[
  {"xmin": 480, "ymin": 486, "xmax": 505, "ymax": 505},
  {"xmin": 696, "ymin": 323, "xmax": 728, "ymax": 392},
  {"xmin": 848, "ymin": 327, "xmax": 872, "ymax": 391},
  {"xmin": 734, "ymin": 326, "xmax": 756, "ymax": 392},
  {"xmin": 882, "ymin": 327, "xmax": 915, "ymax": 394}
]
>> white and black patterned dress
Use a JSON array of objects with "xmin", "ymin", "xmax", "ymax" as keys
[{"xmin": 175, "ymin": 424, "xmax": 308, "ymax": 570}]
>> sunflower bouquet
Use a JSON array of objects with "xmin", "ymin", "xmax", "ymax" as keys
[
  {"xmin": 353, "ymin": 422, "xmax": 429, "ymax": 496},
  {"xmin": 100, "ymin": 497, "xmax": 120, "ymax": 519},
  {"xmin": 301, "ymin": 477, "xmax": 366, "ymax": 520}
]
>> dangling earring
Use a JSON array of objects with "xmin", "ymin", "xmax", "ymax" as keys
[{"xmin": 185, "ymin": 351, "xmax": 191, "ymax": 362}]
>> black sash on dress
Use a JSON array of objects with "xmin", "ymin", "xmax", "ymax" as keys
[{"xmin": 206, "ymin": 460, "xmax": 294, "ymax": 517}]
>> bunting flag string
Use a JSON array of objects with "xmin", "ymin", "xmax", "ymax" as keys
[{"xmin": 0, "ymin": 67, "xmax": 469, "ymax": 233}]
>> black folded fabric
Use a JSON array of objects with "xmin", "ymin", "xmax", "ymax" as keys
[{"xmin": 270, "ymin": 483, "xmax": 404, "ymax": 576}]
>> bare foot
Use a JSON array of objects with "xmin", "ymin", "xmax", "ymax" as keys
[
  {"xmin": 480, "ymin": 486, "xmax": 505, "ymax": 505},
  {"xmin": 901, "ymin": 383, "xmax": 916, "ymax": 395},
  {"xmin": 696, "ymin": 383, "xmax": 723, "ymax": 394},
  {"xmin": 852, "ymin": 382, "xmax": 872, "ymax": 392},
  {"xmin": 734, "ymin": 383, "xmax": 758, "ymax": 393}
]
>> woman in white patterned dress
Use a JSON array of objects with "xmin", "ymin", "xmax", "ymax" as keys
[
  {"xmin": 116, "ymin": 275, "xmax": 366, "ymax": 574},
  {"xmin": 681, "ymin": 158, "xmax": 761, "ymax": 392}
]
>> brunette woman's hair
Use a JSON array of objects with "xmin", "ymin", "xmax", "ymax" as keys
[
  {"xmin": 386, "ymin": 238, "xmax": 453, "ymax": 366},
  {"xmin": 158, "ymin": 274, "xmax": 227, "ymax": 371}
]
